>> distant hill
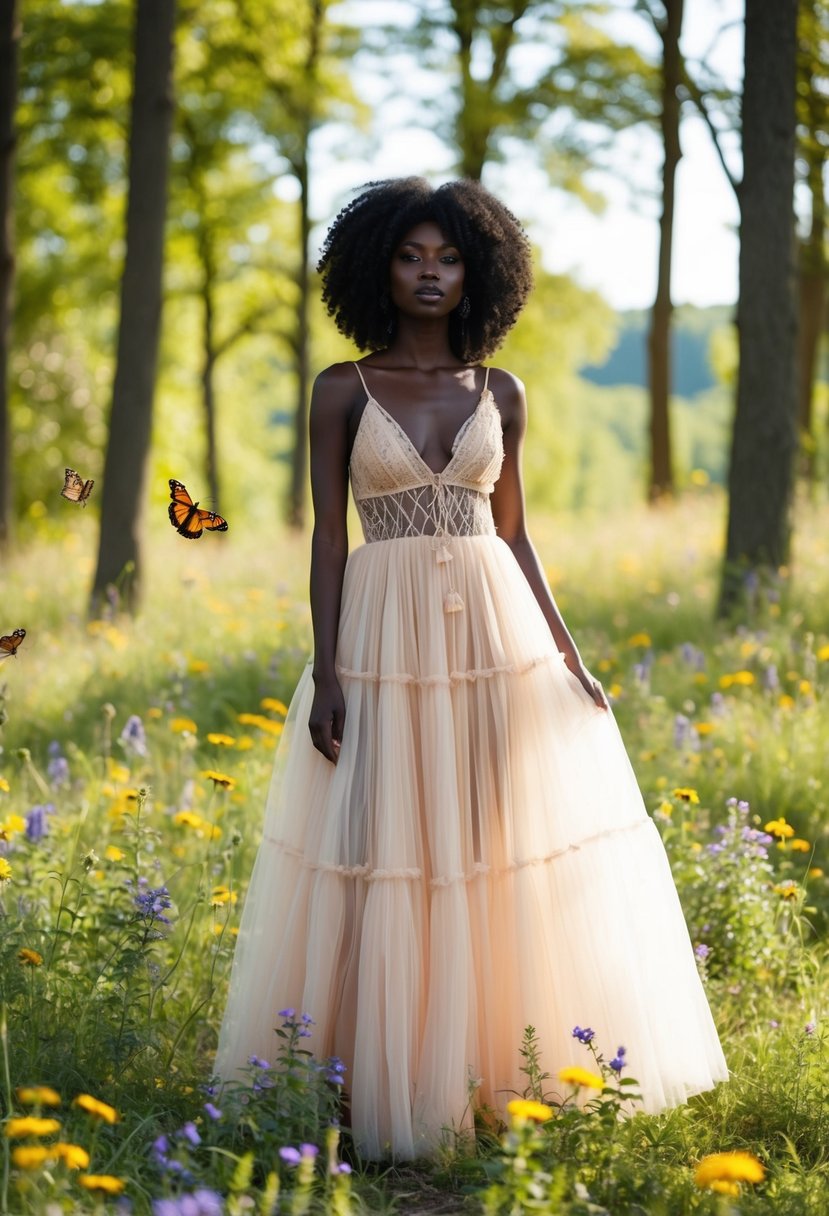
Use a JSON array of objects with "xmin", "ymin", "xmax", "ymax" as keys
[{"xmin": 580, "ymin": 304, "xmax": 735, "ymax": 397}]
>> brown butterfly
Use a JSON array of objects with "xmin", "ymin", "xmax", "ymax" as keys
[
  {"xmin": 61, "ymin": 468, "xmax": 94, "ymax": 506},
  {"xmin": 168, "ymin": 479, "xmax": 228, "ymax": 540},
  {"xmin": 0, "ymin": 628, "xmax": 26, "ymax": 659}
]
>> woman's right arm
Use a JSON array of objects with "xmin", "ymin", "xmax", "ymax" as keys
[{"xmin": 307, "ymin": 365, "xmax": 354, "ymax": 763}]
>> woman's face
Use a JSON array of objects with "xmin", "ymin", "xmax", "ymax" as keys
[{"xmin": 389, "ymin": 221, "xmax": 465, "ymax": 319}]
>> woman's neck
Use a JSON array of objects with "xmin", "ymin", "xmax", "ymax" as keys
[{"xmin": 385, "ymin": 318, "xmax": 462, "ymax": 369}]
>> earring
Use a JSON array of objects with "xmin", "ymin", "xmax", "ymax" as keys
[
  {"xmin": 386, "ymin": 317, "xmax": 395, "ymax": 336},
  {"xmin": 459, "ymin": 295, "xmax": 471, "ymax": 319}
]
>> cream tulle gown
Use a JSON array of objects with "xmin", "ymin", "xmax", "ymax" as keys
[{"xmin": 215, "ymin": 363, "xmax": 728, "ymax": 1159}]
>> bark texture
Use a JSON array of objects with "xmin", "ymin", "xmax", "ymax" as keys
[
  {"xmin": 718, "ymin": 0, "xmax": 798, "ymax": 617},
  {"xmin": 90, "ymin": 0, "xmax": 176, "ymax": 612},
  {"xmin": 0, "ymin": 0, "xmax": 20, "ymax": 552}
]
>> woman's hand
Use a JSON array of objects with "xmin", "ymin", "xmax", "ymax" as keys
[
  {"xmin": 565, "ymin": 659, "xmax": 609, "ymax": 710},
  {"xmin": 309, "ymin": 678, "xmax": 346, "ymax": 763}
]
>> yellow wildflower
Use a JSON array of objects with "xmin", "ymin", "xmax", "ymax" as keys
[
  {"xmin": 147, "ymin": 707, "xmax": 163, "ymax": 719},
  {"xmin": 693, "ymin": 723, "xmax": 715, "ymax": 736},
  {"xmin": 18, "ymin": 948, "xmax": 43, "ymax": 966},
  {"xmin": 778, "ymin": 694, "xmax": 795, "ymax": 710},
  {"xmin": 0, "ymin": 814, "xmax": 26, "ymax": 839},
  {"xmin": 172, "ymin": 810, "xmax": 221, "ymax": 840},
  {"xmin": 11, "ymin": 1145, "xmax": 51, "ymax": 1168},
  {"xmin": 78, "ymin": 1174, "xmax": 126, "ymax": 1194},
  {"xmin": 55, "ymin": 1142, "xmax": 90, "ymax": 1169},
  {"xmin": 73, "ymin": 1094, "xmax": 118, "ymax": 1124},
  {"xmin": 235, "ymin": 736, "xmax": 254, "ymax": 751},
  {"xmin": 732, "ymin": 670, "xmax": 755, "ymax": 686},
  {"xmin": 799, "ymin": 680, "xmax": 813, "ymax": 695},
  {"xmin": 773, "ymin": 882, "xmax": 799, "ymax": 901},
  {"xmin": 808, "ymin": 867, "xmax": 824, "ymax": 879},
  {"xmin": 260, "ymin": 697, "xmax": 289, "ymax": 716},
  {"xmin": 609, "ymin": 682, "xmax": 623, "ymax": 698},
  {"xmin": 709, "ymin": 1180, "xmax": 740, "ymax": 1196},
  {"xmin": 170, "ymin": 717, "xmax": 198, "ymax": 735},
  {"xmin": 507, "ymin": 1099, "xmax": 553, "ymax": 1122},
  {"xmin": 690, "ymin": 468, "xmax": 709, "ymax": 486},
  {"xmin": 672, "ymin": 788, "xmax": 700, "ymax": 804},
  {"xmin": 107, "ymin": 760, "xmax": 130, "ymax": 784},
  {"xmin": 627, "ymin": 632, "xmax": 652, "ymax": 648},
  {"xmin": 816, "ymin": 643, "xmax": 829, "ymax": 662},
  {"xmin": 4, "ymin": 1116, "xmax": 61, "ymax": 1138},
  {"xmin": 0, "ymin": 858, "xmax": 12, "ymax": 883},
  {"xmin": 210, "ymin": 885, "xmax": 237, "ymax": 906},
  {"xmin": 558, "ymin": 1066, "xmax": 604, "ymax": 1090},
  {"xmin": 104, "ymin": 845, "xmax": 125, "ymax": 862},
  {"xmin": 694, "ymin": 1150, "xmax": 765, "ymax": 1189},
  {"xmin": 764, "ymin": 818, "xmax": 795, "ymax": 839},
  {"xmin": 200, "ymin": 770, "xmax": 236, "ymax": 790},
  {"xmin": 207, "ymin": 733, "xmax": 236, "ymax": 747},
  {"xmin": 16, "ymin": 1087, "xmax": 60, "ymax": 1106},
  {"xmin": 188, "ymin": 659, "xmax": 210, "ymax": 674},
  {"xmin": 790, "ymin": 839, "xmax": 811, "ymax": 853},
  {"xmin": 0, "ymin": 777, "xmax": 9, "ymax": 792}
]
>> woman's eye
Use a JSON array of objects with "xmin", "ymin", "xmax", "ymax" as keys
[{"xmin": 441, "ymin": 256, "xmax": 460, "ymax": 264}]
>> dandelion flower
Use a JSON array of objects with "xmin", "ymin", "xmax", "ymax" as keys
[
  {"xmin": 558, "ymin": 1066, "xmax": 604, "ymax": 1090},
  {"xmin": 73, "ymin": 1094, "xmax": 118, "ymax": 1124},
  {"xmin": 11, "ymin": 1145, "xmax": 51, "ymax": 1168},
  {"xmin": 210, "ymin": 885, "xmax": 237, "ymax": 906},
  {"xmin": 104, "ymin": 845, "xmax": 125, "ymax": 862},
  {"xmin": 0, "ymin": 858, "xmax": 12, "ymax": 884},
  {"xmin": 672, "ymin": 788, "xmax": 700, "ymax": 804},
  {"xmin": 188, "ymin": 659, "xmax": 210, "ymax": 674},
  {"xmin": 206, "ymin": 733, "xmax": 236, "ymax": 747},
  {"xmin": 626, "ymin": 633, "xmax": 652, "ymax": 648},
  {"xmin": 169, "ymin": 717, "xmax": 198, "ymax": 735},
  {"xmin": 55, "ymin": 1142, "xmax": 90, "ymax": 1169},
  {"xmin": 816, "ymin": 643, "xmax": 829, "ymax": 662},
  {"xmin": 790, "ymin": 839, "xmax": 811, "ymax": 853},
  {"xmin": 4, "ymin": 1117, "xmax": 61, "ymax": 1138},
  {"xmin": 709, "ymin": 1180, "xmax": 740, "ymax": 1196},
  {"xmin": 18, "ymin": 948, "xmax": 43, "ymax": 966},
  {"xmin": 507, "ymin": 1099, "xmax": 553, "ymax": 1122},
  {"xmin": 0, "ymin": 813, "xmax": 26, "ymax": 839},
  {"xmin": 808, "ymin": 867, "xmax": 824, "ymax": 879},
  {"xmin": 764, "ymin": 818, "xmax": 795, "ymax": 839},
  {"xmin": 260, "ymin": 697, "xmax": 289, "ymax": 716},
  {"xmin": 77, "ymin": 1174, "xmax": 126, "ymax": 1194},
  {"xmin": 16, "ymin": 1087, "xmax": 59, "ymax": 1106},
  {"xmin": 200, "ymin": 770, "xmax": 236, "ymax": 790},
  {"xmin": 694, "ymin": 1150, "xmax": 765, "ymax": 1189},
  {"xmin": 0, "ymin": 777, "xmax": 9, "ymax": 792}
]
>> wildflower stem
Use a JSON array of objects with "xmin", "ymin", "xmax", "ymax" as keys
[{"xmin": 0, "ymin": 1005, "xmax": 12, "ymax": 1216}]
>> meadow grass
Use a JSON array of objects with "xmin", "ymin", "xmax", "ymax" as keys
[{"xmin": 0, "ymin": 488, "xmax": 828, "ymax": 1213}]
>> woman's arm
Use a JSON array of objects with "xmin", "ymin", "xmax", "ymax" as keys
[
  {"xmin": 490, "ymin": 372, "xmax": 608, "ymax": 710},
  {"xmin": 307, "ymin": 364, "xmax": 355, "ymax": 761}
]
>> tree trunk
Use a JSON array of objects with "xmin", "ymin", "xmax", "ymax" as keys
[
  {"xmin": 0, "ymin": 0, "xmax": 20, "ymax": 554},
  {"xmin": 198, "ymin": 227, "xmax": 220, "ymax": 509},
  {"xmin": 90, "ymin": 0, "xmax": 176, "ymax": 614},
  {"xmin": 795, "ymin": 131, "xmax": 827, "ymax": 485},
  {"xmin": 646, "ymin": 0, "xmax": 683, "ymax": 502},
  {"xmin": 718, "ymin": 0, "xmax": 798, "ymax": 618}
]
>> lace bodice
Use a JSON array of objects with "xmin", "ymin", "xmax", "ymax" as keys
[{"xmin": 349, "ymin": 364, "xmax": 504, "ymax": 546}]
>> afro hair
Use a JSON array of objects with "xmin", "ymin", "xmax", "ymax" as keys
[{"xmin": 317, "ymin": 177, "xmax": 533, "ymax": 363}]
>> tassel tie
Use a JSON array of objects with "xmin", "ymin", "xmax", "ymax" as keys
[{"xmin": 430, "ymin": 474, "xmax": 465, "ymax": 614}]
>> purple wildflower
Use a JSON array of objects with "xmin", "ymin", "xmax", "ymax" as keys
[
  {"xmin": 278, "ymin": 1008, "xmax": 296, "ymax": 1019},
  {"xmin": 763, "ymin": 664, "xmax": 779, "ymax": 692},
  {"xmin": 133, "ymin": 883, "xmax": 173, "ymax": 926},
  {"xmin": 805, "ymin": 1022, "xmax": 816, "ymax": 1036},
  {"xmin": 609, "ymin": 1046, "xmax": 627, "ymax": 1074},
  {"xmin": 301, "ymin": 1012, "xmax": 315, "ymax": 1025},
  {"xmin": 25, "ymin": 803, "xmax": 53, "ymax": 842},
  {"xmin": 332, "ymin": 1162, "xmax": 352, "ymax": 1175},
  {"xmin": 203, "ymin": 1102, "xmax": 222, "ymax": 1121},
  {"xmin": 300, "ymin": 1143, "xmax": 319, "ymax": 1159},
  {"xmin": 279, "ymin": 1147, "xmax": 302, "ymax": 1166},
  {"xmin": 120, "ymin": 714, "xmax": 149, "ymax": 758},
  {"xmin": 571, "ymin": 1026, "xmax": 595, "ymax": 1045},
  {"xmin": 694, "ymin": 944, "xmax": 710, "ymax": 961},
  {"xmin": 179, "ymin": 1121, "xmax": 201, "ymax": 1147},
  {"xmin": 192, "ymin": 1193, "xmax": 223, "ymax": 1216},
  {"xmin": 47, "ymin": 742, "xmax": 70, "ymax": 788},
  {"xmin": 247, "ymin": 1054, "xmax": 270, "ymax": 1069}
]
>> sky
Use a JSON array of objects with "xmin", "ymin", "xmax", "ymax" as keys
[{"xmin": 312, "ymin": 0, "xmax": 746, "ymax": 311}]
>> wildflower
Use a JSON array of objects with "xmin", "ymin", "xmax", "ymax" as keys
[
  {"xmin": 16, "ymin": 1087, "xmax": 60, "ymax": 1106},
  {"xmin": 105, "ymin": 845, "xmax": 125, "ymax": 862},
  {"xmin": 132, "ymin": 882, "xmax": 173, "ymax": 927},
  {"xmin": 790, "ymin": 838, "xmax": 811, "ymax": 852},
  {"xmin": 200, "ymin": 770, "xmax": 236, "ymax": 790},
  {"xmin": 280, "ymin": 1147, "xmax": 302, "ymax": 1165},
  {"xmin": 204, "ymin": 1102, "xmax": 222, "ymax": 1120},
  {"xmin": 773, "ymin": 882, "xmax": 799, "ymax": 901},
  {"xmin": 55, "ymin": 1142, "xmax": 90, "ymax": 1169},
  {"xmin": 11, "ymin": 1145, "xmax": 51, "ymax": 1168},
  {"xmin": 47, "ymin": 743, "xmax": 70, "ymax": 787},
  {"xmin": 805, "ymin": 1022, "xmax": 816, "ymax": 1035},
  {"xmin": 120, "ymin": 714, "xmax": 148, "ymax": 757},
  {"xmin": 177, "ymin": 1121, "xmax": 201, "ymax": 1147},
  {"xmin": 18, "ymin": 948, "xmax": 43, "ymax": 966},
  {"xmin": 764, "ymin": 818, "xmax": 795, "ymax": 839},
  {"xmin": 189, "ymin": 659, "xmax": 210, "ymax": 674},
  {"xmin": 0, "ymin": 777, "xmax": 9, "ymax": 792},
  {"xmin": 77, "ymin": 1174, "xmax": 126, "ymax": 1194},
  {"xmin": 73, "ymin": 1094, "xmax": 118, "ymax": 1124},
  {"xmin": 210, "ymin": 886, "xmax": 237, "ymax": 907},
  {"xmin": 627, "ymin": 632, "xmax": 652, "ymax": 647},
  {"xmin": 507, "ymin": 1099, "xmax": 553, "ymax": 1122},
  {"xmin": 170, "ymin": 718, "xmax": 198, "ymax": 735},
  {"xmin": 778, "ymin": 693, "xmax": 795, "ymax": 710},
  {"xmin": 694, "ymin": 1150, "xmax": 765, "ymax": 1189},
  {"xmin": 672, "ymin": 788, "xmax": 700, "ymax": 804},
  {"xmin": 694, "ymin": 722, "xmax": 715, "ymax": 736},
  {"xmin": 816, "ymin": 643, "xmax": 829, "ymax": 662},
  {"xmin": 609, "ymin": 1047, "xmax": 627, "ymax": 1073},
  {"xmin": 325, "ymin": 1058, "xmax": 347, "ymax": 1085},
  {"xmin": 278, "ymin": 1008, "xmax": 296, "ymax": 1019},
  {"xmin": 709, "ymin": 1180, "xmax": 740, "ymax": 1196},
  {"xmin": 0, "ymin": 857, "xmax": 12, "ymax": 884},
  {"xmin": 261, "ymin": 697, "xmax": 289, "ymax": 716},
  {"xmin": 248, "ymin": 1055, "xmax": 270, "ymax": 1069},
  {"xmin": 558, "ymin": 1065, "xmax": 604, "ymax": 1090},
  {"xmin": 694, "ymin": 944, "xmax": 710, "ymax": 961},
  {"xmin": 809, "ymin": 867, "xmax": 824, "ymax": 878},
  {"xmin": 571, "ymin": 1026, "xmax": 595, "ymax": 1044},
  {"xmin": 206, "ymin": 733, "xmax": 236, "ymax": 747},
  {"xmin": 81, "ymin": 849, "xmax": 99, "ymax": 872},
  {"xmin": 4, "ymin": 1116, "xmax": 61, "ymax": 1137}
]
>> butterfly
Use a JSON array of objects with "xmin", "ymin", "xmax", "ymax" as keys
[
  {"xmin": 0, "ymin": 628, "xmax": 26, "ymax": 659},
  {"xmin": 61, "ymin": 468, "xmax": 94, "ymax": 506},
  {"xmin": 168, "ymin": 479, "xmax": 228, "ymax": 540}
]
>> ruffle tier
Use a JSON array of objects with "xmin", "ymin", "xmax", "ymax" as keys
[{"xmin": 215, "ymin": 535, "xmax": 728, "ymax": 1160}]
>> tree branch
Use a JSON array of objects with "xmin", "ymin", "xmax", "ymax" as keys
[{"xmin": 683, "ymin": 66, "xmax": 741, "ymax": 199}]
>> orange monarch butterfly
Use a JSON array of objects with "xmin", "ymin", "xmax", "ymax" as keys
[
  {"xmin": 168, "ymin": 479, "xmax": 228, "ymax": 540},
  {"xmin": 0, "ymin": 628, "xmax": 26, "ymax": 659},
  {"xmin": 61, "ymin": 468, "xmax": 94, "ymax": 506}
]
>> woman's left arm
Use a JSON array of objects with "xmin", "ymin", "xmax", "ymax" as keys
[{"xmin": 490, "ymin": 372, "xmax": 608, "ymax": 710}]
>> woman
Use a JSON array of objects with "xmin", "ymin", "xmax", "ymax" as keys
[{"xmin": 215, "ymin": 178, "xmax": 728, "ymax": 1161}]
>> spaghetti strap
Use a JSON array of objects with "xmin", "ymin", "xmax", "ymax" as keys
[
  {"xmin": 483, "ymin": 366, "xmax": 490, "ymax": 393},
  {"xmin": 353, "ymin": 361, "xmax": 370, "ymax": 397}
]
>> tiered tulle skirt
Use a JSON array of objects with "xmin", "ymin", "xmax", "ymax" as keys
[{"xmin": 215, "ymin": 534, "xmax": 728, "ymax": 1159}]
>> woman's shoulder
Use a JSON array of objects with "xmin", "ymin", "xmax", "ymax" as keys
[
  {"xmin": 484, "ymin": 366, "xmax": 526, "ymax": 423},
  {"xmin": 311, "ymin": 362, "xmax": 363, "ymax": 420}
]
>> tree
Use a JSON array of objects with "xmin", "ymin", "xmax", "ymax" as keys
[
  {"xmin": 795, "ymin": 0, "xmax": 829, "ymax": 484},
  {"xmin": 718, "ymin": 0, "xmax": 798, "ymax": 616},
  {"xmin": 0, "ymin": 0, "xmax": 20, "ymax": 552},
  {"xmin": 90, "ymin": 0, "xmax": 176, "ymax": 614},
  {"xmin": 636, "ymin": 0, "xmax": 684, "ymax": 502}
]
